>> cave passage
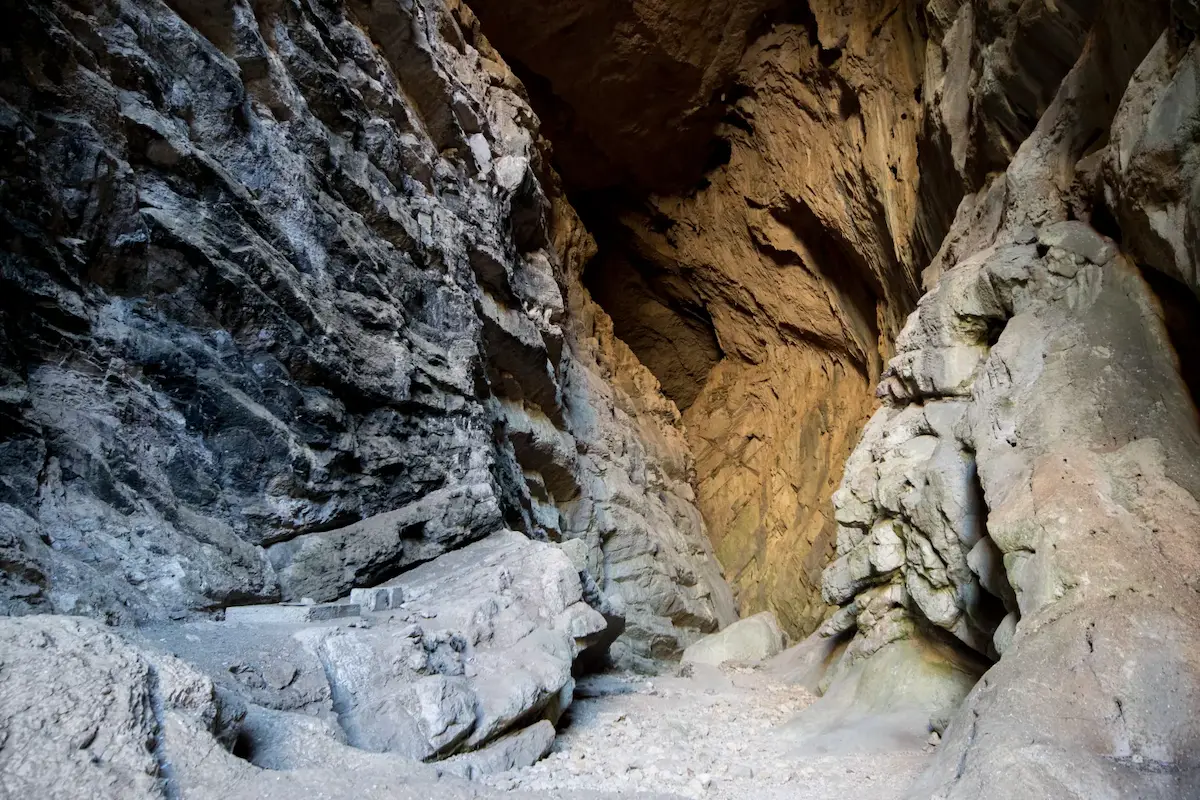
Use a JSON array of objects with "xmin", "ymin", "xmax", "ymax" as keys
[{"xmin": 4, "ymin": 1, "xmax": 1200, "ymax": 799}]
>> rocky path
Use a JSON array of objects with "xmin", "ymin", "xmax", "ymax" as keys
[{"xmin": 489, "ymin": 666, "xmax": 932, "ymax": 800}]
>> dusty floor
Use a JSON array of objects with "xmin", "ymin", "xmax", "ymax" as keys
[{"xmin": 488, "ymin": 665, "xmax": 932, "ymax": 799}]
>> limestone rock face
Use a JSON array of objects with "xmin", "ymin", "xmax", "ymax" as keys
[
  {"xmin": 585, "ymin": 2, "xmax": 933, "ymax": 639},
  {"xmin": 815, "ymin": 5, "xmax": 1200, "ymax": 796},
  {"xmin": 482, "ymin": 0, "xmax": 1156, "ymax": 640},
  {"xmin": 5, "ymin": 0, "xmax": 1200, "ymax": 795},
  {"xmin": 0, "ymin": 0, "xmax": 734, "ymax": 665},
  {"xmin": 1105, "ymin": 27, "xmax": 1200, "ymax": 295}
]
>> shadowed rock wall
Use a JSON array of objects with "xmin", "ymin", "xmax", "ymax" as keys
[{"xmin": 0, "ymin": 0, "xmax": 735, "ymax": 667}]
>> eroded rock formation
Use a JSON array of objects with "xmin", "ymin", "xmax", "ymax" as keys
[
  {"xmin": 2, "ymin": 0, "xmax": 1200, "ymax": 797},
  {"xmin": 488, "ymin": 0, "xmax": 1166, "ymax": 640},
  {"xmin": 0, "ymin": 0, "xmax": 735, "ymax": 671},
  {"xmin": 809, "ymin": 4, "xmax": 1200, "ymax": 797}
]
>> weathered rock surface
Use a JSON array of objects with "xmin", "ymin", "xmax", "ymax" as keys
[
  {"xmin": 308, "ymin": 530, "xmax": 605, "ymax": 759},
  {"xmin": 10, "ymin": 531, "xmax": 622, "ymax": 793},
  {"xmin": 0, "ymin": 0, "xmax": 734, "ymax": 667},
  {"xmin": 508, "ymin": 0, "xmax": 1154, "ymax": 640},
  {"xmin": 681, "ymin": 611, "xmax": 785, "ymax": 667},
  {"xmin": 782, "ymin": 636, "xmax": 984, "ymax": 755},
  {"xmin": 0, "ymin": 615, "xmax": 169, "ymax": 799},
  {"xmin": 136, "ymin": 530, "xmax": 610, "ymax": 770},
  {"xmin": 440, "ymin": 719, "xmax": 557, "ymax": 780},
  {"xmin": 0, "ymin": 614, "xmax": 474, "ymax": 799},
  {"xmin": 815, "ymin": 5, "xmax": 1200, "ymax": 797},
  {"xmin": 5, "ymin": 0, "xmax": 1200, "ymax": 796}
]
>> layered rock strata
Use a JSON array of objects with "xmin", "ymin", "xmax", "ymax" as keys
[
  {"xmin": 4, "ymin": 0, "xmax": 1200, "ymax": 796},
  {"xmin": 481, "ymin": 0, "xmax": 1151, "ymax": 639},
  {"xmin": 0, "ymin": 0, "xmax": 734, "ymax": 668}
]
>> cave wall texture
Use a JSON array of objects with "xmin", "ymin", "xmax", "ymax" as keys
[
  {"xmin": 3, "ymin": 0, "xmax": 1200, "ymax": 796},
  {"xmin": 467, "ymin": 0, "xmax": 1177, "ymax": 638},
  {"xmin": 0, "ymin": 0, "xmax": 737, "ymax": 671}
]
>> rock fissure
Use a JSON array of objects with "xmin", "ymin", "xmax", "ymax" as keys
[{"xmin": 146, "ymin": 664, "xmax": 183, "ymax": 800}]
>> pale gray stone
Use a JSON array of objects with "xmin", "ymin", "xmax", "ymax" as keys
[
  {"xmin": 0, "ymin": 0, "xmax": 734, "ymax": 673},
  {"xmin": 1037, "ymin": 220, "xmax": 1119, "ymax": 265},
  {"xmin": 991, "ymin": 612, "xmax": 1018, "ymax": 656},
  {"xmin": 439, "ymin": 720, "xmax": 557, "ymax": 780},
  {"xmin": 682, "ymin": 612, "xmax": 786, "ymax": 666},
  {"xmin": 224, "ymin": 603, "xmax": 360, "ymax": 624}
]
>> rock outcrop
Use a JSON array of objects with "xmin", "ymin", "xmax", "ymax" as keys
[
  {"xmin": 0, "ymin": 613, "xmax": 506, "ymax": 799},
  {"xmin": 5, "ymin": 0, "xmax": 1200, "ymax": 796},
  {"xmin": 810, "ymin": 4, "xmax": 1200, "ymax": 797},
  {"xmin": 681, "ymin": 610, "xmax": 786, "ymax": 667},
  {"xmin": 0, "ymin": 0, "xmax": 734, "ymax": 668}
]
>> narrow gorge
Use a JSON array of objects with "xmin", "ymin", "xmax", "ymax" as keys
[{"xmin": 1, "ymin": 1, "xmax": 1198, "ymax": 798}]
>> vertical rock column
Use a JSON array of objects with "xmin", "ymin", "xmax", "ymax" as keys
[{"xmin": 818, "ymin": 6, "xmax": 1200, "ymax": 796}]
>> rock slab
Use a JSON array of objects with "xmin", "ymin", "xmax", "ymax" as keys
[{"xmin": 682, "ymin": 611, "xmax": 786, "ymax": 666}]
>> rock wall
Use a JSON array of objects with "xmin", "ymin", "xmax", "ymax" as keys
[
  {"xmin": 3, "ymin": 0, "xmax": 1200, "ymax": 796},
  {"xmin": 479, "ymin": 0, "xmax": 1138, "ymax": 638},
  {"xmin": 461, "ymin": 0, "xmax": 783, "ymax": 192},
  {"xmin": 812, "ymin": 3, "xmax": 1200, "ymax": 796},
  {"xmin": 608, "ymin": 2, "xmax": 930, "ymax": 638},
  {"xmin": 0, "ymin": 0, "xmax": 734, "ymax": 666}
]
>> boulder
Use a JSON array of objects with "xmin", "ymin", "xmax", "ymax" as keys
[
  {"xmin": 681, "ymin": 611, "xmax": 786, "ymax": 666},
  {"xmin": 142, "ymin": 530, "xmax": 606, "ymax": 769},
  {"xmin": 780, "ymin": 635, "xmax": 986, "ymax": 755},
  {"xmin": 438, "ymin": 720, "xmax": 557, "ymax": 780},
  {"xmin": 301, "ymin": 531, "xmax": 605, "ymax": 759}
]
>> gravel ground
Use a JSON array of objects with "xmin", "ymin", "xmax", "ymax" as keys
[{"xmin": 488, "ymin": 665, "xmax": 932, "ymax": 799}]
